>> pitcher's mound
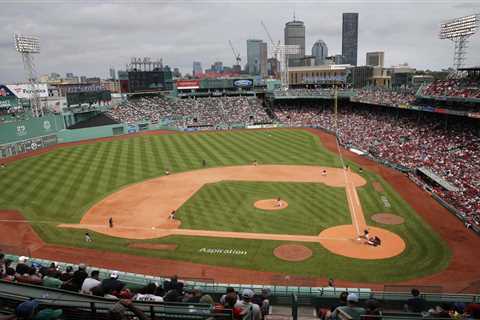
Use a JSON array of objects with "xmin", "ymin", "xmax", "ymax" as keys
[
  {"xmin": 274, "ymin": 244, "xmax": 312, "ymax": 261},
  {"xmin": 371, "ymin": 213, "xmax": 405, "ymax": 225},
  {"xmin": 254, "ymin": 199, "xmax": 288, "ymax": 211}
]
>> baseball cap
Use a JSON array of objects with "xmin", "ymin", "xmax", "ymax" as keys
[
  {"xmin": 347, "ymin": 293, "xmax": 359, "ymax": 302},
  {"xmin": 16, "ymin": 299, "xmax": 40, "ymax": 318},
  {"xmin": 242, "ymin": 289, "xmax": 255, "ymax": 299},
  {"xmin": 110, "ymin": 271, "xmax": 119, "ymax": 279},
  {"xmin": 18, "ymin": 256, "xmax": 29, "ymax": 263}
]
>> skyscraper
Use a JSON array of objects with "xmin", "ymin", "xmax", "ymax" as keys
[
  {"xmin": 366, "ymin": 51, "xmax": 384, "ymax": 67},
  {"xmin": 342, "ymin": 13, "xmax": 359, "ymax": 66},
  {"xmin": 109, "ymin": 68, "xmax": 116, "ymax": 80},
  {"xmin": 247, "ymin": 39, "xmax": 268, "ymax": 76},
  {"xmin": 312, "ymin": 40, "xmax": 328, "ymax": 65},
  {"xmin": 192, "ymin": 61, "xmax": 202, "ymax": 77},
  {"xmin": 284, "ymin": 19, "xmax": 305, "ymax": 67}
]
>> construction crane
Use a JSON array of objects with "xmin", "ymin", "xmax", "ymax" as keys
[
  {"xmin": 260, "ymin": 20, "xmax": 280, "ymax": 59},
  {"xmin": 228, "ymin": 40, "xmax": 241, "ymax": 67}
]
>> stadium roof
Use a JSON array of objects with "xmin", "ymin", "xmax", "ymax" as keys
[
  {"xmin": 417, "ymin": 167, "xmax": 459, "ymax": 192},
  {"xmin": 458, "ymin": 66, "xmax": 480, "ymax": 72}
]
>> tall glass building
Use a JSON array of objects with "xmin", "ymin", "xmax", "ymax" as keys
[
  {"xmin": 312, "ymin": 40, "xmax": 328, "ymax": 65},
  {"xmin": 247, "ymin": 39, "xmax": 268, "ymax": 76},
  {"xmin": 284, "ymin": 19, "xmax": 305, "ymax": 67},
  {"xmin": 342, "ymin": 13, "xmax": 359, "ymax": 66}
]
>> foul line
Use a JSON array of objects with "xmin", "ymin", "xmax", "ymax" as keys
[
  {"xmin": 0, "ymin": 219, "xmax": 354, "ymax": 242},
  {"xmin": 333, "ymin": 126, "xmax": 362, "ymax": 237}
]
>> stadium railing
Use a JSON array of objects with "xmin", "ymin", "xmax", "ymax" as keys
[
  {"xmin": 0, "ymin": 281, "xmax": 231, "ymax": 320},
  {"xmin": 3, "ymin": 254, "xmax": 480, "ymax": 306}
]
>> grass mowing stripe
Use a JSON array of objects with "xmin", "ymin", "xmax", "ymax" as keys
[{"xmin": 0, "ymin": 129, "xmax": 451, "ymax": 283}]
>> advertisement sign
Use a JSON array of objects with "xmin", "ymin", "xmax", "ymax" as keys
[
  {"xmin": 6, "ymin": 84, "xmax": 48, "ymax": 99},
  {"xmin": 0, "ymin": 85, "xmax": 16, "ymax": 97},
  {"xmin": 127, "ymin": 124, "xmax": 138, "ymax": 133},
  {"xmin": 233, "ymin": 79, "xmax": 253, "ymax": 88},
  {"xmin": 0, "ymin": 97, "xmax": 18, "ymax": 108},
  {"xmin": 176, "ymin": 80, "xmax": 200, "ymax": 89},
  {"xmin": 66, "ymin": 84, "xmax": 105, "ymax": 93}
]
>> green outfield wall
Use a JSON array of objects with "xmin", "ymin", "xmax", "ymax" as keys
[
  {"xmin": 0, "ymin": 114, "xmax": 64, "ymax": 145},
  {"xmin": 56, "ymin": 121, "xmax": 178, "ymax": 143}
]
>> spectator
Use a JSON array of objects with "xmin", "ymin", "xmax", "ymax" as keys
[
  {"xmin": 464, "ymin": 303, "xmax": 480, "ymax": 319},
  {"xmin": 363, "ymin": 298, "xmax": 382, "ymax": 320},
  {"xmin": 404, "ymin": 289, "xmax": 426, "ymax": 313},
  {"xmin": 15, "ymin": 267, "xmax": 42, "ymax": 286},
  {"xmin": 15, "ymin": 299, "xmax": 63, "ymax": 320},
  {"xmin": 220, "ymin": 287, "xmax": 239, "ymax": 307},
  {"xmin": 331, "ymin": 293, "xmax": 366, "ymax": 320},
  {"xmin": 0, "ymin": 253, "xmax": 5, "ymax": 276},
  {"xmin": 101, "ymin": 271, "xmax": 125, "ymax": 297},
  {"xmin": 42, "ymin": 270, "xmax": 63, "ymax": 289},
  {"xmin": 59, "ymin": 266, "xmax": 74, "ymax": 281},
  {"xmin": 81, "ymin": 270, "xmax": 101, "ymax": 295},
  {"xmin": 234, "ymin": 289, "xmax": 262, "ymax": 320},
  {"xmin": 252, "ymin": 288, "xmax": 271, "ymax": 317},
  {"xmin": 71, "ymin": 263, "xmax": 88, "ymax": 291},
  {"xmin": 428, "ymin": 303, "xmax": 451, "ymax": 318},
  {"xmin": 2, "ymin": 267, "xmax": 15, "ymax": 282},
  {"xmin": 185, "ymin": 287, "xmax": 203, "ymax": 303},
  {"xmin": 133, "ymin": 283, "xmax": 164, "ymax": 302},
  {"xmin": 15, "ymin": 256, "xmax": 30, "ymax": 275},
  {"xmin": 108, "ymin": 299, "xmax": 147, "ymax": 320}
]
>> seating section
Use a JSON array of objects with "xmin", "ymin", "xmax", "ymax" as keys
[
  {"xmin": 106, "ymin": 96, "xmax": 272, "ymax": 128},
  {"xmin": 2, "ymin": 254, "xmax": 480, "ymax": 320},
  {"xmin": 273, "ymin": 104, "xmax": 480, "ymax": 228},
  {"xmin": 421, "ymin": 79, "xmax": 480, "ymax": 99}
]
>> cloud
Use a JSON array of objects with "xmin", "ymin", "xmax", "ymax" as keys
[{"xmin": 0, "ymin": 0, "xmax": 479, "ymax": 83}]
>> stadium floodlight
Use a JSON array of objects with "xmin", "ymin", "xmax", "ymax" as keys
[
  {"xmin": 14, "ymin": 34, "xmax": 40, "ymax": 53},
  {"xmin": 14, "ymin": 34, "xmax": 43, "ymax": 117},
  {"xmin": 439, "ymin": 14, "xmax": 479, "ymax": 71}
]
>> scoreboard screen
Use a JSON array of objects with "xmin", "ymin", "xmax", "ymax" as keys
[{"xmin": 66, "ymin": 90, "xmax": 111, "ymax": 106}]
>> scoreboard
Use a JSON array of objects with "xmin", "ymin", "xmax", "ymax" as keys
[{"xmin": 66, "ymin": 90, "xmax": 111, "ymax": 106}]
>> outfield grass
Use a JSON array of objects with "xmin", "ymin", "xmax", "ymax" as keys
[{"xmin": 0, "ymin": 129, "xmax": 451, "ymax": 282}]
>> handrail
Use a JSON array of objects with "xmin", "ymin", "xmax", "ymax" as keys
[{"xmin": 291, "ymin": 294, "xmax": 298, "ymax": 320}]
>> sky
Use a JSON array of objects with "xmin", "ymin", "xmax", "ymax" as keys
[{"xmin": 0, "ymin": 0, "xmax": 479, "ymax": 83}]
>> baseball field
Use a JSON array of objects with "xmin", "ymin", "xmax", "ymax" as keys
[{"xmin": 0, "ymin": 129, "xmax": 452, "ymax": 284}]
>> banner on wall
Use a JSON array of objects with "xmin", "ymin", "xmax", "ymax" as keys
[{"xmin": 6, "ymin": 84, "xmax": 48, "ymax": 99}]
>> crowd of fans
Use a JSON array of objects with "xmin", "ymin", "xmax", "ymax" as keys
[
  {"xmin": 3, "ymin": 254, "xmax": 480, "ymax": 320},
  {"xmin": 422, "ymin": 79, "xmax": 480, "ymax": 99},
  {"xmin": 317, "ymin": 288, "xmax": 480, "ymax": 320},
  {"xmin": 106, "ymin": 96, "xmax": 271, "ymax": 129},
  {"xmin": 354, "ymin": 88, "xmax": 417, "ymax": 106},
  {"xmin": 273, "ymin": 104, "xmax": 480, "ymax": 226},
  {"xmin": 274, "ymin": 88, "xmax": 337, "ymax": 97},
  {"xmin": 0, "ymin": 254, "xmax": 272, "ymax": 320}
]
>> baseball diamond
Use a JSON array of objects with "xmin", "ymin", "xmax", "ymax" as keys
[{"xmin": 0, "ymin": 129, "xmax": 452, "ymax": 284}]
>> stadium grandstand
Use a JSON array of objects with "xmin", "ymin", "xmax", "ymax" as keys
[
  {"xmin": 2, "ymin": 253, "xmax": 480, "ymax": 320},
  {"xmin": 3, "ymin": 6, "xmax": 480, "ymax": 320}
]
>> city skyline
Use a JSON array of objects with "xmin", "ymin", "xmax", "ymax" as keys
[{"xmin": 0, "ymin": 1, "xmax": 479, "ymax": 83}]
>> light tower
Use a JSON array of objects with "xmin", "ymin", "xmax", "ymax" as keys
[
  {"xmin": 439, "ymin": 14, "xmax": 479, "ymax": 72},
  {"xmin": 14, "ymin": 34, "xmax": 42, "ymax": 117}
]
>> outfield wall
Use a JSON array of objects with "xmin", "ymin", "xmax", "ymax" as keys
[
  {"xmin": 0, "ymin": 114, "xmax": 64, "ymax": 145},
  {"xmin": 56, "ymin": 122, "xmax": 179, "ymax": 143}
]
